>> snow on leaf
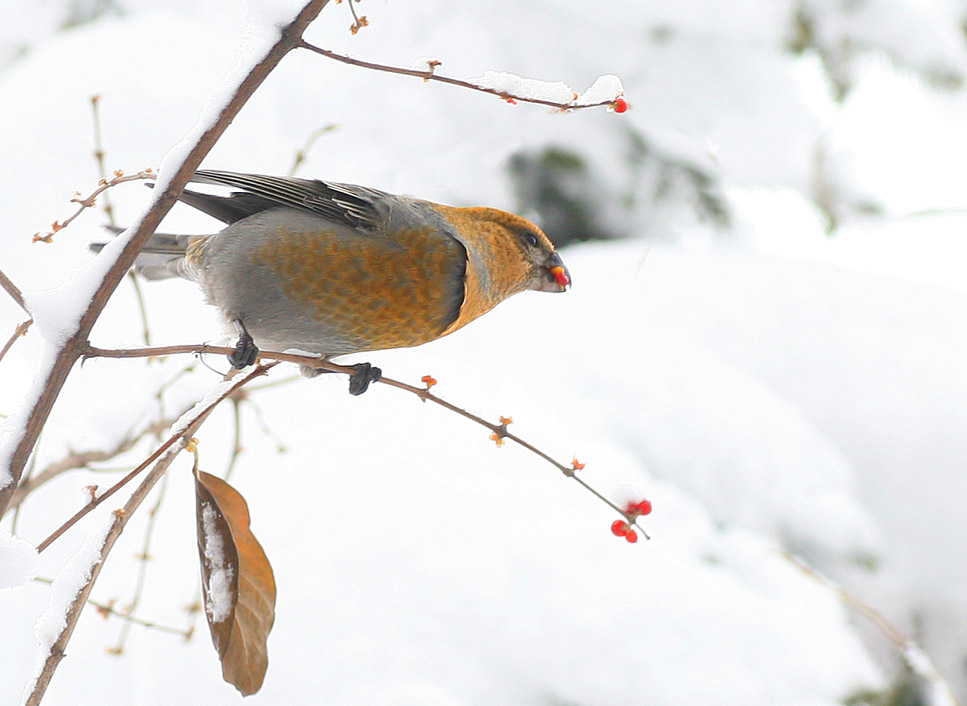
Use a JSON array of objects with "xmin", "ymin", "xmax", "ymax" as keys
[
  {"xmin": 201, "ymin": 503, "xmax": 235, "ymax": 624},
  {"xmin": 194, "ymin": 471, "xmax": 276, "ymax": 696}
]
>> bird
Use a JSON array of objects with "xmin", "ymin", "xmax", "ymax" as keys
[{"xmin": 107, "ymin": 170, "xmax": 571, "ymax": 394}]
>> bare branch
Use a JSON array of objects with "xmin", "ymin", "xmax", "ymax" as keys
[
  {"xmin": 342, "ymin": 0, "xmax": 368, "ymax": 34},
  {"xmin": 0, "ymin": 267, "xmax": 28, "ymax": 313},
  {"xmin": 35, "ymin": 363, "xmax": 278, "ymax": 554},
  {"xmin": 24, "ymin": 365, "xmax": 270, "ymax": 703},
  {"xmin": 288, "ymin": 124, "xmax": 339, "ymax": 176},
  {"xmin": 0, "ymin": 319, "xmax": 32, "ymax": 365},
  {"xmin": 299, "ymin": 42, "xmax": 623, "ymax": 111},
  {"xmin": 108, "ymin": 470, "xmax": 170, "ymax": 654},
  {"xmin": 31, "ymin": 170, "xmax": 156, "ymax": 244},
  {"xmin": 31, "ymin": 577, "xmax": 192, "ymax": 639},
  {"xmin": 224, "ymin": 398, "xmax": 245, "ymax": 480},
  {"xmin": 89, "ymin": 94, "xmax": 118, "ymax": 229},
  {"xmin": 785, "ymin": 553, "xmax": 959, "ymax": 701},
  {"xmin": 9, "ymin": 414, "xmax": 182, "ymax": 511},
  {"xmin": 82, "ymin": 343, "xmax": 651, "ymax": 538},
  {"xmin": 87, "ymin": 95, "xmax": 155, "ymax": 346},
  {"xmin": 98, "ymin": 596, "xmax": 193, "ymax": 639},
  {"xmin": 126, "ymin": 271, "xmax": 153, "ymax": 346}
]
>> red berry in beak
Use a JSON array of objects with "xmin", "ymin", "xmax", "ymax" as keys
[{"xmin": 550, "ymin": 265, "xmax": 570, "ymax": 288}]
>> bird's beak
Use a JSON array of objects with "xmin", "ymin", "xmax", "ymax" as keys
[{"xmin": 540, "ymin": 252, "xmax": 571, "ymax": 292}]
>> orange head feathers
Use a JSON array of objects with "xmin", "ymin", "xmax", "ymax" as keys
[{"xmin": 434, "ymin": 205, "xmax": 569, "ymax": 336}]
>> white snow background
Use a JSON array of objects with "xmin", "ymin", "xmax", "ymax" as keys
[{"xmin": 1, "ymin": 0, "xmax": 966, "ymax": 704}]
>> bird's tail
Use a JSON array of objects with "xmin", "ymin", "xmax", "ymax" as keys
[{"xmin": 89, "ymin": 227, "xmax": 198, "ymax": 280}]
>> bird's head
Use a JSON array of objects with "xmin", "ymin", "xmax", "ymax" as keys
[
  {"xmin": 432, "ymin": 205, "xmax": 571, "ymax": 338},
  {"xmin": 508, "ymin": 219, "xmax": 572, "ymax": 294},
  {"xmin": 448, "ymin": 207, "xmax": 571, "ymax": 299}
]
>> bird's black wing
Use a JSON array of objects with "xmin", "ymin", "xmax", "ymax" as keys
[{"xmin": 183, "ymin": 170, "xmax": 389, "ymax": 231}]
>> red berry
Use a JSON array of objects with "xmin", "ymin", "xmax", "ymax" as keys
[
  {"xmin": 611, "ymin": 520, "xmax": 629, "ymax": 537},
  {"xmin": 625, "ymin": 529, "xmax": 638, "ymax": 543},
  {"xmin": 625, "ymin": 499, "xmax": 652, "ymax": 516},
  {"xmin": 613, "ymin": 97, "xmax": 628, "ymax": 113}
]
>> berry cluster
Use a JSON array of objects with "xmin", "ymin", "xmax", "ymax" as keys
[{"xmin": 610, "ymin": 498, "xmax": 652, "ymax": 543}]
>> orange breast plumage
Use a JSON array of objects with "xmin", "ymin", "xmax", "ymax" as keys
[{"xmin": 253, "ymin": 227, "xmax": 466, "ymax": 351}]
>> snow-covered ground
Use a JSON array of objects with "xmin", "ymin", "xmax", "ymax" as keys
[{"xmin": 2, "ymin": 1, "xmax": 966, "ymax": 704}]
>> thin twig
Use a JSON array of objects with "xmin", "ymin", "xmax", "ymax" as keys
[
  {"xmin": 299, "ymin": 41, "xmax": 622, "ymax": 111},
  {"xmin": 89, "ymin": 95, "xmax": 117, "ymax": 228},
  {"xmin": 288, "ymin": 124, "xmax": 339, "ymax": 176},
  {"xmin": 11, "ymin": 429, "xmax": 42, "ymax": 536},
  {"xmin": 0, "ymin": 319, "xmax": 32, "ymax": 365},
  {"xmin": 32, "ymin": 170, "xmax": 156, "ymax": 244},
  {"xmin": 126, "ymin": 271, "xmax": 153, "ymax": 346},
  {"xmin": 88, "ymin": 95, "xmax": 155, "ymax": 346},
  {"xmin": 376, "ymin": 374, "xmax": 648, "ymax": 537},
  {"xmin": 343, "ymin": 0, "xmax": 368, "ymax": 34},
  {"xmin": 784, "ymin": 553, "xmax": 960, "ymax": 703},
  {"xmin": 243, "ymin": 395, "xmax": 290, "ymax": 453},
  {"xmin": 35, "ymin": 363, "xmax": 278, "ymax": 554},
  {"xmin": 25, "ymin": 363, "xmax": 272, "ymax": 703},
  {"xmin": 84, "ymin": 342, "xmax": 241, "ymax": 363},
  {"xmin": 34, "ymin": 433, "xmax": 183, "ymax": 554},
  {"xmin": 82, "ymin": 343, "xmax": 651, "ymax": 538},
  {"xmin": 224, "ymin": 397, "xmax": 244, "ymax": 480},
  {"xmin": 109, "ymin": 471, "xmax": 170, "ymax": 653},
  {"xmin": 32, "ymin": 577, "xmax": 192, "ymax": 638},
  {"xmin": 9, "ymin": 414, "xmax": 182, "ymax": 510},
  {"xmin": 0, "ymin": 267, "xmax": 28, "ymax": 312}
]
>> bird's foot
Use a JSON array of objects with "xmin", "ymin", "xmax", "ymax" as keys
[
  {"xmin": 348, "ymin": 362, "xmax": 382, "ymax": 396},
  {"xmin": 228, "ymin": 320, "xmax": 259, "ymax": 369},
  {"xmin": 228, "ymin": 336, "xmax": 259, "ymax": 369}
]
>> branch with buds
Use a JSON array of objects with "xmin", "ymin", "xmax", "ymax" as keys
[
  {"xmin": 32, "ymin": 170, "xmax": 156, "ymax": 244},
  {"xmin": 82, "ymin": 343, "xmax": 653, "ymax": 541},
  {"xmin": 299, "ymin": 42, "xmax": 629, "ymax": 113}
]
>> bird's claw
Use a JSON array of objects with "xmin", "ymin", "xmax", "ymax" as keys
[
  {"xmin": 228, "ymin": 334, "xmax": 259, "ymax": 369},
  {"xmin": 348, "ymin": 362, "xmax": 381, "ymax": 396}
]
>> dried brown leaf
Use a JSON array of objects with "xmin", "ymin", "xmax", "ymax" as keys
[{"xmin": 195, "ymin": 471, "xmax": 276, "ymax": 695}]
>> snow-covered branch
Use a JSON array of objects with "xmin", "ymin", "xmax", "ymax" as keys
[
  {"xmin": 24, "ymin": 362, "xmax": 276, "ymax": 703},
  {"xmin": 0, "ymin": 0, "xmax": 331, "ymax": 521}
]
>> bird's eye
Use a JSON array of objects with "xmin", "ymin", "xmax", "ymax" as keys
[{"xmin": 523, "ymin": 232, "xmax": 539, "ymax": 248}]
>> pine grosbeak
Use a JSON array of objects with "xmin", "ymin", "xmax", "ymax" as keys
[{"xmin": 127, "ymin": 170, "xmax": 571, "ymax": 394}]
